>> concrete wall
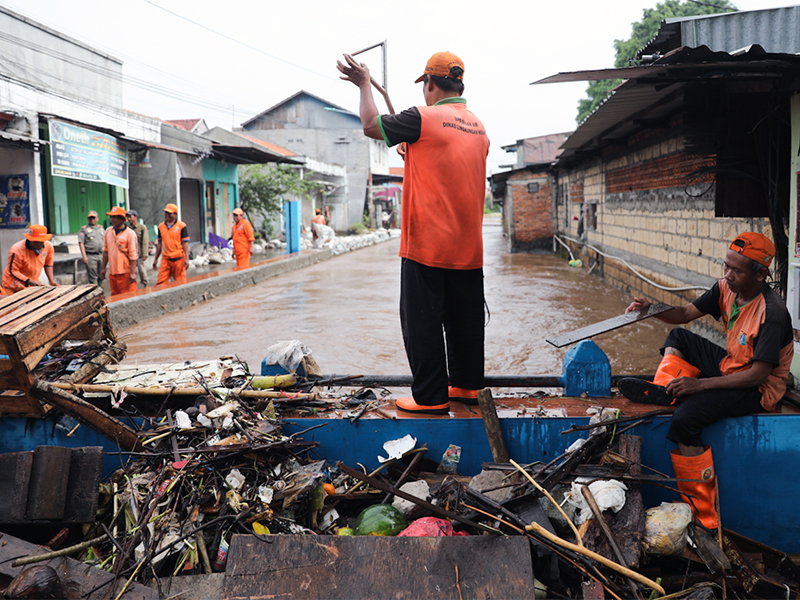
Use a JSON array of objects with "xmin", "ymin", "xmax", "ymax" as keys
[{"xmin": 556, "ymin": 131, "xmax": 773, "ymax": 337}]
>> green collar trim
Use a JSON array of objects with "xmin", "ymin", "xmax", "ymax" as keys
[
  {"xmin": 434, "ymin": 97, "xmax": 466, "ymax": 106},
  {"xmin": 728, "ymin": 285, "xmax": 764, "ymax": 331}
]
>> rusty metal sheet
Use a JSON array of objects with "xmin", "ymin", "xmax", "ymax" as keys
[
  {"xmin": 546, "ymin": 303, "xmax": 672, "ymax": 348},
  {"xmin": 222, "ymin": 534, "xmax": 535, "ymax": 600}
]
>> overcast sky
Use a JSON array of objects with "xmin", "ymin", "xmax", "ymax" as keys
[{"xmin": 7, "ymin": 0, "xmax": 790, "ymax": 173}]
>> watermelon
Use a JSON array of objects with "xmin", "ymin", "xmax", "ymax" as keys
[{"xmin": 354, "ymin": 504, "xmax": 408, "ymax": 536}]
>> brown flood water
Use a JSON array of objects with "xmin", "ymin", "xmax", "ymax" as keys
[{"xmin": 120, "ymin": 216, "xmax": 671, "ymax": 377}]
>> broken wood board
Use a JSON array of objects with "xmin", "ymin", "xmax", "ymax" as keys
[
  {"xmin": 0, "ymin": 531, "xmax": 157, "ymax": 599},
  {"xmin": 222, "ymin": 534, "xmax": 535, "ymax": 599},
  {"xmin": 546, "ymin": 302, "xmax": 672, "ymax": 348}
]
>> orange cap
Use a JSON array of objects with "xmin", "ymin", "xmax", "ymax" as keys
[
  {"xmin": 315, "ymin": 208, "xmax": 321, "ymax": 214},
  {"xmin": 232, "ymin": 207, "xmax": 244, "ymax": 216},
  {"xmin": 415, "ymin": 51, "xmax": 465, "ymax": 83},
  {"xmin": 106, "ymin": 206, "xmax": 127, "ymax": 217},
  {"xmin": 729, "ymin": 232, "xmax": 775, "ymax": 267},
  {"xmin": 24, "ymin": 224, "xmax": 52, "ymax": 242},
  {"xmin": 164, "ymin": 203, "xmax": 179, "ymax": 213}
]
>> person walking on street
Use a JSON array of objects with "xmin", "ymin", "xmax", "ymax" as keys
[
  {"xmin": 126, "ymin": 209, "xmax": 149, "ymax": 287},
  {"xmin": 78, "ymin": 210, "xmax": 105, "ymax": 285},
  {"xmin": 231, "ymin": 207, "xmax": 255, "ymax": 269},
  {"xmin": 338, "ymin": 51, "xmax": 490, "ymax": 415},
  {"xmin": 100, "ymin": 206, "xmax": 138, "ymax": 296},
  {"xmin": 2, "ymin": 224, "xmax": 59, "ymax": 294},
  {"xmin": 153, "ymin": 203, "xmax": 189, "ymax": 285}
]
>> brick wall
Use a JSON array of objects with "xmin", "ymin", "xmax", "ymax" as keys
[
  {"xmin": 507, "ymin": 171, "xmax": 553, "ymax": 251},
  {"xmin": 556, "ymin": 132, "xmax": 773, "ymax": 338}
]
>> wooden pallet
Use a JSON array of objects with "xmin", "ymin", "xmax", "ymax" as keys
[{"xmin": 0, "ymin": 285, "xmax": 140, "ymax": 451}]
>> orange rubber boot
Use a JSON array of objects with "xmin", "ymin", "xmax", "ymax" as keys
[
  {"xmin": 671, "ymin": 446, "xmax": 718, "ymax": 529},
  {"xmin": 653, "ymin": 354, "xmax": 700, "ymax": 386}
]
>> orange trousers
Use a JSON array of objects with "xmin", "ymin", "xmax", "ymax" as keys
[
  {"xmin": 235, "ymin": 253, "xmax": 250, "ymax": 269},
  {"xmin": 157, "ymin": 257, "xmax": 186, "ymax": 285},
  {"xmin": 109, "ymin": 273, "xmax": 137, "ymax": 295}
]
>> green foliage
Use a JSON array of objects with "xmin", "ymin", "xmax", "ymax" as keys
[
  {"xmin": 239, "ymin": 164, "xmax": 319, "ymax": 238},
  {"xmin": 576, "ymin": 0, "xmax": 738, "ymax": 124},
  {"xmin": 349, "ymin": 221, "xmax": 366, "ymax": 235}
]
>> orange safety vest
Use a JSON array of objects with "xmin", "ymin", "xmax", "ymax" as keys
[
  {"xmin": 400, "ymin": 100, "xmax": 489, "ymax": 270},
  {"xmin": 2, "ymin": 240, "xmax": 54, "ymax": 293},
  {"xmin": 104, "ymin": 226, "xmax": 138, "ymax": 275},
  {"xmin": 158, "ymin": 220, "xmax": 189, "ymax": 259},
  {"xmin": 232, "ymin": 219, "xmax": 255, "ymax": 257}
]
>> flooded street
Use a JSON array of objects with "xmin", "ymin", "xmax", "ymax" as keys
[{"xmin": 121, "ymin": 216, "xmax": 672, "ymax": 377}]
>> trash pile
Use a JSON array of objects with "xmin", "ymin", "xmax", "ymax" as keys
[{"xmin": 4, "ymin": 335, "xmax": 800, "ymax": 598}]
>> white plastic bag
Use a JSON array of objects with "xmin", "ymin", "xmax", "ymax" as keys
[
  {"xmin": 565, "ymin": 478, "xmax": 628, "ymax": 525},
  {"xmin": 263, "ymin": 340, "xmax": 313, "ymax": 374},
  {"xmin": 643, "ymin": 502, "xmax": 693, "ymax": 556}
]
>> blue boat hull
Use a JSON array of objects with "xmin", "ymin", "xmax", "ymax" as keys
[{"xmin": 1, "ymin": 412, "xmax": 797, "ymax": 551}]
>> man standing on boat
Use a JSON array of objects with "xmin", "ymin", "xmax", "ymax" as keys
[
  {"xmin": 619, "ymin": 232, "xmax": 792, "ymax": 529},
  {"xmin": 337, "ymin": 51, "xmax": 489, "ymax": 415},
  {"xmin": 152, "ymin": 203, "xmax": 189, "ymax": 286},
  {"xmin": 231, "ymin": 207, "xmax": 255, "ymax": 269}
]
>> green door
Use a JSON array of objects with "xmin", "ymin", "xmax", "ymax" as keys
[{"xmin": 65, "ymin": 179, "xmax": 112, "ymax": 231}]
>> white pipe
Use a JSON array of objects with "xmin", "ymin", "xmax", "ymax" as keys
[{"xmin": 555, "ymin": 234, "xmax": 709, "ymax": 293}]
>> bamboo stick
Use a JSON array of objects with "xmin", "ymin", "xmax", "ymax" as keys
[
  {"xmin": 49, "ymin": 381, "xmax": 315, "ymax": 400},
  {"xmin": 12, "ymin": 534, "xmax": 108, "ymax": 567},
  {"xmin": 525, "ymin": 522, "xmax": 665, "ymax": 595}
]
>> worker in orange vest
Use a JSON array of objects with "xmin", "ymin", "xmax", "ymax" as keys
[
  {"xmin": 231, "ymin": 207, "xmax": 255, "ymax": 269},
  {"xmin": 152, "ymin": 203, "xmax": 189, "ymax": 285},
  {"xmin": 1, "ymin": 224, "xmax": 59, "ymax": 294},
  {"xmin": 311, "ymin": 208, "xmax": 326, "ymax": 242},
  {"xmin": 100, "ymin": 206, "xmax": 138, "ymax": 296}
]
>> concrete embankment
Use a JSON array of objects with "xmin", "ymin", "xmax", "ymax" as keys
[{"xmin": 108, "ymin": 229, "xmax": 401, "ymax": 331}]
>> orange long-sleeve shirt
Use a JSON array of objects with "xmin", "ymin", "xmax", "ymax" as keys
[{"xmin": 2, "ymin": 239, "xmax": 54, "ymax": 293}]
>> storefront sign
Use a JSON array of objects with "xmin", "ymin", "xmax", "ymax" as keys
[
  {"xmin": 49, "ymin": 119, "xmax": 128, "ymax": 189},
  {"xmin": 0, "ymin": 174, "xmax": 30, "ymax": 228}
]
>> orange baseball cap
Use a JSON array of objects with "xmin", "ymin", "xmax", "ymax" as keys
[
  {"xmin": 729, "ymin": 232, "xmax": 775, "ymax": 267},
  {"xmin": 164, "ymin": 203, "xmax": 179, "ymax": 213},
  {"xmin": 106, "ymin": 206, "xmax": 127, "ymax": 217},
  {"xmin": 232, "ymin": 207, "xmax": 244, "ymax": 216},
  {"xmin": 415, "ymin": 51, "xmax": 465, "ymax": 83},
  {"xmin": 24, "ymin": 224, "xmax": 52, "ymax": 242}
]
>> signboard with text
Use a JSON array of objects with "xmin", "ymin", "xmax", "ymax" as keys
[
  {"xmin": 49, "ymin": 119, "xmax": 128, "ymax": 189},
  {"xmin": 0, "ymin": 174, "xmax": 30, "ymax": 228}
]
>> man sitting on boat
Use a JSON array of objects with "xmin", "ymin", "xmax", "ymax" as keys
[{"xmin": 619, "ymin": 232, "xmax": 792, "ymax": 529}]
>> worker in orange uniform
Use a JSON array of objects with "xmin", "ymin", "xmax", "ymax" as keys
[
  {"xmin": 231, "ymin": 207, "xmax": 255, "ymax": 269},
  {"xmin": 152, "ymin": 203, "xmax": 189, "ymax": 285},
  {"xmin": 311, "ymin": 208, "xmax": 326, "ymax": 241},
  {"xmin": 2, "ymin": 224, "xmax": 59, "ymax": 294},
  {"xmin": 99, "ymin": 206, "xmax": 138, "ymax": 296}
]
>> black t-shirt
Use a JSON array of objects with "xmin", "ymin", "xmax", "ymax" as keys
[{"xmin": 379, "ymin": 107, "xmax": 422, "ymax": 146}]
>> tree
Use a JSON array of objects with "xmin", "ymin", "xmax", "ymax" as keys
[
  {"xmin": 576, "ymin": 0, "xmax": 738, "ymax": 124},
  {"xmin": 239, "ymin": 164, "xmax": 319, "ymax": 238}
]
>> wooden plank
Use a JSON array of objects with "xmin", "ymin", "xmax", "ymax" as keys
[
  {"xmin": 0, "ymin": 390, "xmax": 44, "ymax": 417},
  {"xmin": 30, "ymin": 380, "xmax": 142, "ymax": 451},
  {"xmin": 546, "ymin": 303, "xmax": 672, "ymax": 348},
  {"xmin": 0, "ymin": 287, "xmax": 66, "ymax": 330},
  {"xmin": 16, "ymin": 298, "xmax": 105, "ymax": 367},
  {"xmin": 0, "ymin": 531, "xmax": 157, "ymax": 599},
  {"xmin": 26, "ymin": 445, "xmax": 70, "ymax": 520},
  {"xmin": 2, "ymin": 285, "xmax": 97, "ymax": 334},
  {"xmin": 0, "ymin": 287, "xmax": 54, "ymax": 322},
  {"xmin": 0, "ymin": 452, "xmax": 33, "ymax": 522},
  {"xmin": 63, "ymin": 446, "xmax": 104, "ymax": 522},
  {"xmin": 222, "ymin": 534, "xmax": 535, "ymax": 600}
]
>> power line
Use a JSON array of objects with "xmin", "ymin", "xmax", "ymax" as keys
[{"xmin": 140, "ymin": 0, "xmax": 337, "ymax": 82}]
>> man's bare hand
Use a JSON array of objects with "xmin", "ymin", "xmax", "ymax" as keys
[
  {"xmin": 397, "ymin": 142, "xmax": 407, "ymax": 160},
  {"xmin": 666, "ymin": 376, "xmax": 703, "ymax": 399},
  {"xmin": 626, "ymin": 297, "xmax": 651, "ymax": 313},
  {"xmin": 336, "ymin": 54, "xmax": 370, "ymax": 88}
]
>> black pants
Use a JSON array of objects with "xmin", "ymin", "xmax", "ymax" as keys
[
  {"xmin": 400, "ymin": 259, "xmax": 484, "ymax": 406},
  {"xmin": 662, "ymin": 328, "xmax": 764, "ymax": 447}
]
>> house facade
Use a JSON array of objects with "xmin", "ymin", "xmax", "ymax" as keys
[{"xmin": 238, "ymin": 91, "xmax": 390, "ymax": 233}]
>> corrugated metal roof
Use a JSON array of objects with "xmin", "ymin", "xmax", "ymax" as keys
[
  {"xmin": 235, "ymin": 131, "xmax": 297, "ymax": 157},
  {"xmin": 641, "ymin": 6, "xmax": 800, "ymax": 57}
]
